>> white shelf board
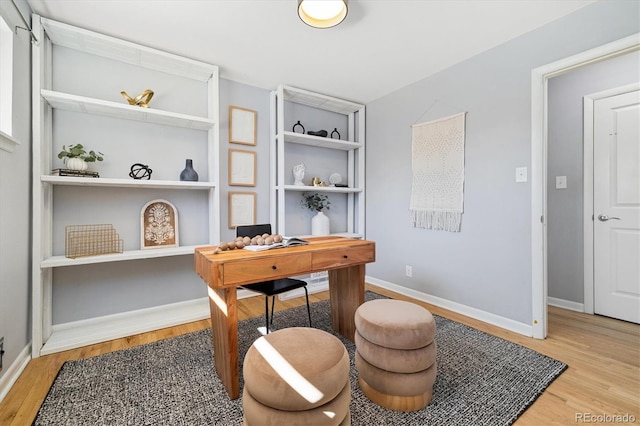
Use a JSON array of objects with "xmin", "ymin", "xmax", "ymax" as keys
[
  {"xmin": 42, "ymin": 175, "xmax": 215, "ymax": 189},
  {"xmin": 282, "ymin": 185, "xmax": 363, "ymax": 193},
  {"xmin": 283, "ymin": 131, "xmax": 361, "ymax": 150},
  {"xmin": 308, "ymin": 232, "xmax": 362, "ymax": 239},
  {"xmin": 326, "ymin": 232, "xmax": 363, "ymax": 239},
  {"xmin": 41, "ymin": 245, "xmax": 205, "ymax": 268},
  {"xmin": 41, "ymin": 17, "xmax": 217, "ymax": 82},
  {"xmin": 295, "ymin": 232, "xmax": 362, "ymax": 240},
  {"xmin": 282, "ymin": 85, "xmax": 363, "ymax": 115},
  {"xmin": 41, "ymin": 90, "xmax": 215, "ymax": 130}
]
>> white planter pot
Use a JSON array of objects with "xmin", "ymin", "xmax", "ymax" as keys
[
  {"xmin": 64, "ymin": 157, "xmax": 88, "ymax": 171},
  {"xmin": 311, "ymin": 211, "xmax": 330, "ymax": 236}
]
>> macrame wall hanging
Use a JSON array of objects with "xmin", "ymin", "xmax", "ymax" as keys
[{"xmin": 409, "ymin": 111, "xmax": 467, "ymax": 232}]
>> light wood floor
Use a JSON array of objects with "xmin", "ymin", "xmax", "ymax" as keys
[{"xmin": 1, "ymin": 284, "xmax": 638, "ymax": 425}]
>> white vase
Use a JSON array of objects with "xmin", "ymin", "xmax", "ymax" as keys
[
  {"xmin": 311, "ymin": 211, "xmax": 330, "ymax": 236},
  {"xmin": 64, "ymin": 157, "xmax": 88, "ymax": 171}
]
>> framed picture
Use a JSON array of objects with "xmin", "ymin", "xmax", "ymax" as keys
[
  {"xmin": 140, "ymin": 199, "xmax": 179, "ymax": 249},
  {"xmin": 229, "ymin": 106, "xmax": 257, "ymax": 145},
  {"xmin": 228, "ymin": 149, "xmax": 256, "ymax": 186},
  {"xmin": 228, "ymin": 192, "xmax": 256, "ymax": 228}
]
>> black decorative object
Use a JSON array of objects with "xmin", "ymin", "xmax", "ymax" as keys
[
  {"xmin": 308, "ymin": 129, "xmax": 328, "ymax": 137},
  {"xmin": 292, "ymin": 120, "xmax": 305, "ymax": 134},
  {"xmin": 129, "ymin": 163, "xmax": 152, "ymax": 180},
  {"xmin": 180, "ymin": 159, "xmax": 199, "ymax": 182},
  {"xmin": 331, "ymin": 128, "xmax": 341, "ymax": 139}
]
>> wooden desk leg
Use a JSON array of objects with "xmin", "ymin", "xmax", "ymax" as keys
[
  {"xmin": 328, "ymin": 264, "xmax": 365, "ymax": 342},
  {"xmin": 207, "ymin": 286, "xmax": 240, "ymax": 399}
]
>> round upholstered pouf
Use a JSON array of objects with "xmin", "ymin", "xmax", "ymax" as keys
[
  {"xmin": 243, "ymin": 382, "xmax": 351, "ymax": 426},
  {"xmin": 355, "ymin": 351, "xmax": 437, "ymax": 397},
  {"xmin": 242, "ymin": 327, "xmax": 350, "ymax": 425},
  {"xmin": 354, "ymin": 299, "xmax": 437, "ymax": 412},
  {"xmin": 354, "ymin": 330, "xmax": 436, "ymax": 373},
  {"xmin": 355, "ymin": 299, "xmax": 436, "ymax": 349}
]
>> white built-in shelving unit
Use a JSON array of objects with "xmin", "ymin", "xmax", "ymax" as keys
[
  {"xmin": 31, "ymin": 15, "xmax": 219, "ymax": 356},
  {"xmin": 270, "ymin": 85, "xmax": 365, "ymax": 239}
]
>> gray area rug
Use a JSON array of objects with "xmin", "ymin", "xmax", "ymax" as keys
[{"xmin": 34, "ymin": 292, "xmax": 566, "ymax": 425}]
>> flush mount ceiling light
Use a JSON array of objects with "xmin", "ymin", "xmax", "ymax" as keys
[{"xmin": 298, "ymin": 0, "xmax": 348, "ymax": 29}]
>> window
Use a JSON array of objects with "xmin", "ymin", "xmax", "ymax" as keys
[
  {"xmin": 0, "ymin": 14, "xmax": 13, "ymax": 136},
  {"xmin": 0, "ymin": 14, "xmax": 18, "ymax": 152}
]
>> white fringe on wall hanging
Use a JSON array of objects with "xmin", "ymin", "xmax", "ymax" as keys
[{"xmin": 410, "ymin": 112, "xmax": 466, "ymax": 232}]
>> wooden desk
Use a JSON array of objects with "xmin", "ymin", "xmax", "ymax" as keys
[{"xmin": 194, "ymin": 236, "xmax": 376, "ymax": 399}]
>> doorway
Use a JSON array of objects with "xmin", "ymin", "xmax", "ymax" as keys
[
  {"xmin": 531, "ymin": 34, "xmax": 640, "ymax": 339},
  {"xmin": 546, "ymin": 57, "xmax": 640, "ymax": 323}
]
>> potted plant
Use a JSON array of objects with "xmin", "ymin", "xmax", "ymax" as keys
[
  {"xmin": 301, "ymin": 192, "xmax": 331, "ymax": 235},
  {"xmin": 301, "ymin": 192, "xmax": 330, "ymax": 212},
  {"xmin": 58, "ymin": 144, "xmax": 104, "ymax": 171}
]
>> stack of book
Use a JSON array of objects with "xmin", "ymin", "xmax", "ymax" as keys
[{"xmin": 51, "ymin": 169, "xmax": 100, "ymax": 178}]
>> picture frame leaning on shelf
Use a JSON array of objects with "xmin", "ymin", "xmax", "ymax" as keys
[{"xmin": 140, "ymin": 199, "xmax": 179, "ymax": 249}]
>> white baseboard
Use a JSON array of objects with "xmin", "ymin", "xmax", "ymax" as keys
[
  {"xmin": 0, "ymin": 343, "xmax": 31, "ymax": 404},
  {"xmin": 237, "ymin": 288, "xmax": 257, "ymax": 300},
  {"xmin": 366, "ymin": 276, "xmax": 534, "ymax": 337},
  {"xmin": 273, "ymin": 272, "xmax": 330, "ymax": 301},
  {"xmin": 547, "ymin": 296, "xmax": 584, "ymax": 312},
  {"xmin": 40, "ymin": 297, "xmax": 212, "ymax": 355},
  {"xmin": 277, "ymin": 280, "xmax": 329, "ymax": 300}
]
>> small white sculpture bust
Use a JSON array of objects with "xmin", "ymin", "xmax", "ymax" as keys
[{"xmin": 293, "ymin": 163, "xmax": 306, "ymax": 186}]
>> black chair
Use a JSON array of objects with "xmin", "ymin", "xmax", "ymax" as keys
[{"xmin": 236, "ymin": 224, "xmax": 312, "ymax": 334}]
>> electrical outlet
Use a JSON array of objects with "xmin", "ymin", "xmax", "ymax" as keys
[
  {"xmin": 405, "ymin": 265, "xmax": 413, "ymax": 278},
  {"xmin": 0, "ymin": 336, "xmax": 4, "ymax": 370}
]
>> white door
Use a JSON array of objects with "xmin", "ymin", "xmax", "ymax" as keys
[{"xmin": 593, "ymin": 89, "xmax": 640, "ymax": 324}]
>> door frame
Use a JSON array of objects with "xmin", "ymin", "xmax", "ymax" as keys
[
  {"xmin": 530, "ymin": 33, "xmax": 640, "ymax": 339},
  {"xmin": 583, "ymin": 83, "xmax": 640, "ymax": 315}
]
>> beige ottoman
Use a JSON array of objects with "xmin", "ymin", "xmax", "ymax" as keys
[
  {"xmin": 354, "ymin": 299, "xmax": 437, "ymax": 412},
  {"xmin": 242, "ymin": 327, "xmax": 351, "ymax": 425}
]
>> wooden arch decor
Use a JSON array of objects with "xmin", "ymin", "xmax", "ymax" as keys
[{"xmin": 141, "ymin": 199, "xmax": 179, "ymax": 249}]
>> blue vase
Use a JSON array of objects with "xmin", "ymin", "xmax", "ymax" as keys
[{"xmin": 180, "ymin": 159, "xmax": 199, "ymax": 181}]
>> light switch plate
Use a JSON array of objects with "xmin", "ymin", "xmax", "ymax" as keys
[
  {"xmin": 555, "ymin": 176, "xmax": 567, "ymax": 189},
  {"xmin": 515, "ymin": 167, "xmax": 528, "ymax": 183}
]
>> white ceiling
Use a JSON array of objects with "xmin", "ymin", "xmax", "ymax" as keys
[{"xmin": 26, "ymin": 0, "xmax": 595, "ymax": 104}]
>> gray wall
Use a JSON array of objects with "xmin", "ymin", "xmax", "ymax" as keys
[
  {"xmin": 219, "ymin": 79, "xmax": 271, "ymax": 242},
  {"xmin": 547, "ymin": 51, "xmax": 640, "ymax": 304},
  {"xmin": 365, "ymin": 0, "xmax": 639, "ymax": 325},
  {"xmin": 0, "ymin": 0, "xmax": 32, "ymax": 383}
]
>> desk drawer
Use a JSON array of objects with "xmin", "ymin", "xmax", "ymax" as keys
[
  {"xmin": 223, "ymin": 253, "xmax": 312, "ymax": 286},
  {"xmin": 312, "ymin": 245, "xmax": 374, "ymax": 270}
]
